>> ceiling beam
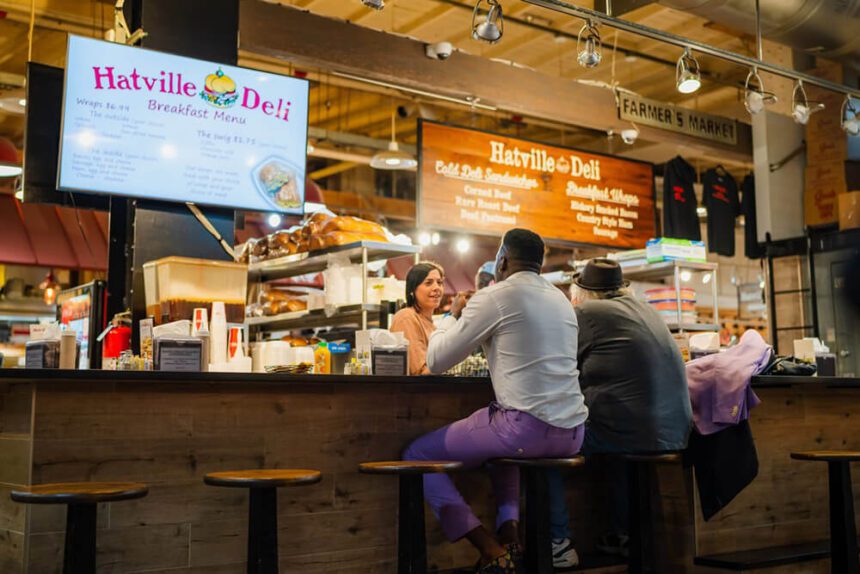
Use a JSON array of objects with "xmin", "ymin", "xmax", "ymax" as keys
[
  {"xmin": 239, "ymin": 0, "xmax": 753, "ymax": 162},
  {"xmin": 309, "ymin": 161, "xmax": 360, "ymax": 180}
]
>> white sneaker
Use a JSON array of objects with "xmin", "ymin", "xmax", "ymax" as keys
[{"xmin": 552, "ymin": 537, "xmax": 580, "ymax": 569}]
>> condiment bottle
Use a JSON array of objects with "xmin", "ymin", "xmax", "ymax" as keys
[{"xmin": 314, "ymin": 342, "xmax": 331, "ymax": 375}]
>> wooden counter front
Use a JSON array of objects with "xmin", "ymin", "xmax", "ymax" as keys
[
  {"xmin": 0, "ymin": 372, "xmax": 858, "ymax": 573},
  {"xmin": 0, "ymin": 372, "xmax": 620, "ymax": 573}
]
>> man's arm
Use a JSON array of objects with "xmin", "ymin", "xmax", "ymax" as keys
[
  {"xmin": 426, "ymin": 290, "xmax": 500, "ymax": 374},
  {"xmin": 574, "ymin": 306, "xmax": 593, "ymax": 389}
]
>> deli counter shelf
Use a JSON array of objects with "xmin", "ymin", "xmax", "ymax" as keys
[
  {"xmin": 247, "ymin": 304, "xmax": 391, "ymax": 333},
  {"xmin": 248, "ymin": 241, "xmax": 421, "ymax": 282},
  {"xmin": 621, "ymin": 260, "xmax": 718, "ymax": 282}
]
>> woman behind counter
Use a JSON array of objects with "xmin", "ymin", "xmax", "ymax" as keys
[{"xmin": 390, "ymin": 262, "xmax": 445, "ymax": 375}]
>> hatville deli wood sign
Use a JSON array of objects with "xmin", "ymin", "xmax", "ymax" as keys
[{"xmin": 417, "ymin": 120, "xmax": 656, "ymax": 249}]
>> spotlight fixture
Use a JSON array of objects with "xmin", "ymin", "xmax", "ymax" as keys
[
  {"xmin": 620, "ymin": 123, "xmax": 639, "ymax": 145},
  {"xmin": 744, "ymin": 68, "xmax": 777, "ymax": 115},
  {"xmin": 431, "ymin": 232, "xmax": 441, "ymax": 246},
  {"xmin": 370, "ymin": 111, "xmax": 418, "ymax": 170},
  {"xmin": 472, "ymin": 0, "xmax": 504, "ymax": 44},
  {"xmin": 576, "ymin": 19, "xmax": 601, "ymax": 68},
  {"xmin": 791, "ymin": 80, "xmax": 824, "ymax": 125},
  {"xmin": 360, "ymin": 0, "xmax": 384, "ymax": 10},
  {"xmin": 418, "ymin": 232, "xmax": 432, "ymax": 247},
  {"xmin": 701, "ymin": 272, "xmax": 712, "ymax": 285},
  {"xmin": 842, "ymin": 95, "xmax": 860, "ymax": 136},
  {"xmin": 680, "ymin": 270, "xmax": 692, "ymax": 283},
  {"xmin": 675, "ymin": 48, "xmax": 701, "ymax": 94},
  {"xmin": 456, "ymin": 238, "xmax": 471, "ymax": 254}
]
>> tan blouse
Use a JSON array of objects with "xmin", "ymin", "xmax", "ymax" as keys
[{"xmin": 389, "ymin": 307, "xmax": 436, "ymax": 375}]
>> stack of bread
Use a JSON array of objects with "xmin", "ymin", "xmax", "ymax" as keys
[{"xmin": 238, "ymin": 213, "xmax": 390, "ymax": 263}]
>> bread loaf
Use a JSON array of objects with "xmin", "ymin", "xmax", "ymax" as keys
[{"xmin": 321, "ymin": 216, "xmax": 386, "ymax": 237}]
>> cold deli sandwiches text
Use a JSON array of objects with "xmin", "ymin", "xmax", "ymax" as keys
[{"xmin": 90, "ymin": 66, "xmax": 295, "ymax": 124}]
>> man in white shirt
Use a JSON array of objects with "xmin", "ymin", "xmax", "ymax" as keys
[{"xmin": 403, "ymin": 229, "xmax": 588, "ymax": 574}]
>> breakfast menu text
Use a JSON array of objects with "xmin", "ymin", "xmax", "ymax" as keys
[{"xmin": 58, "ymin": 36, "xmax": 309, "ymax": 213}]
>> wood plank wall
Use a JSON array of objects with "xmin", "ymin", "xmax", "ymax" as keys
[
  {"xmin": 3, "ymin": 381, "xmax": 615, "ymax": 573},
  {"xmin": 1, "ymin": 380, "xmax": 858, "ymax": 573},
  {"xmin": 695, "ymin": 386, "xmax": 860, "ymax": 566}
]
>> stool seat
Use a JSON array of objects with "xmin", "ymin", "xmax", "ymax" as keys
[
  {"xmin": 11, "ymin": 482, "xmax": 148, "ymax": 505},
  {"xmin": 358, "ymin": 460, "xmax": 463, "ymax": 475},
  {"xmin": 623, "ymin": 452, "xmax": 683, "ymax": 464},
  {"xmin": 204, "ymin": 469, "xmax": 321, "ymax": 488},
  {"xmin": 11, "ymin": 481, "xmax": 148, "ymax": 574},
  {"xmin": 791, "ymin": 451, "xmax": 860, "ymax": 462},
  {"xmin": 492, "ymin": 456, "xmax": 585, "ymax": 469}
]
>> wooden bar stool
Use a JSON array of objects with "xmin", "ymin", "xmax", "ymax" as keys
[
  {"xmin": 359, "ymin": 460, "xmax": 462, "ymax": 574},
  {"xmin": 11, "ymin": 482, "xmax": 148, "ymax": 574},
  {"xmin": 623, "ymin": 452, "xmax": 683, "ymax": 574},
  {"xmin": 204, "ymin": 469, "xmax": 322, "ymax": 574},
  {"xmin": 492, "ymin": 457, "xmax": 585, "ymax": 574},
  {"xmin": 791, "ymin": 451, "xmax": 860, "ymax": 574}
]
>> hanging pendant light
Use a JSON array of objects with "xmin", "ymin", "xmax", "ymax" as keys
[
  {"xmin": 576, "ymin": 19, "xmax": 601, "ymax": 68},
  {"xmin": 39, "ymin": 271, "xmax": 60, "ymax": 306},
  {"xmin": 675, "ymin": 48, "xmax": 701, "ymax": 94},
  {"xmin": 743, "ymin": 68, "xmax": 777, "ymax": 115},
  {"xmin": 370, "ymin": 111, "xmax": 417, "ymax": 170},
  {"xmin": 791, "ymin": 80, "xmax": 824, "ymax": 125},
  {"xmin": 841, "ymin": 95, "xmax": 860, "ymax": 136},
  {"xmin": 472, "ymin": 0, "xmax": 504, "ymax": 44}
]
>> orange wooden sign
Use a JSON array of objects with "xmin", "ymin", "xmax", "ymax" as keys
[{"xmin": 418, "ymin": 121, "xmax": 656, "ymax": 249}]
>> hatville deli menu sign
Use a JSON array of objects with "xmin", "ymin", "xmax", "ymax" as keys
[{"xmin": 418, "ymin": 121, "xmax": 656, "ymax": 249}]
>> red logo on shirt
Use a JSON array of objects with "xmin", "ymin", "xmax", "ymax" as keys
[
  {"xmin": 712, "ymin": 184, "xmax": 730, "ymax": 204},
  {"xmin": 673, "ymin": 186, "xmax": 686, "ymax": 202}
]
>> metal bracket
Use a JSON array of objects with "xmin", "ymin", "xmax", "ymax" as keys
[
  {"xmin": 769, "ymin": 142, "xmax": 806, "ymax": 172},
  {"xmin": 106, "ymin": 0, "xmax": 148, "ymax": 45}
]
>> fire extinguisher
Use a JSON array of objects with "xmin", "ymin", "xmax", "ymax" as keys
[{"xmin": 97, "ymin": 311, "xmax": 132, "ymax": 370}]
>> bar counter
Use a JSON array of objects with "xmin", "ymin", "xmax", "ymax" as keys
[{"xmin": 0, "ymin": 370, "xmax": 858, "ymax": 573}]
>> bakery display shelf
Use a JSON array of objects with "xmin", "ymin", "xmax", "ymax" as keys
[
  {"xmin": 247, "ymin": 304, "xmax": 385, "ymax": 331},
  {"xmin": 248, "ymin": 241, "xmax": 421, "ymax": 281},
  {"xmin": 621, "ymin": 260, "xmax": 717, "ymax": 282}
]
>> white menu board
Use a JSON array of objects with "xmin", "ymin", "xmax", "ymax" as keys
[{"xmin": 58, "ymin": 36, "xmax": 309, "ymax": 213}]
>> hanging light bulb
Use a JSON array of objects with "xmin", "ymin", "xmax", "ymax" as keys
[
  {"xmin": 360, "ymin": 0, "xmax": 384, "ymax": 10},
  {"xmin": 576, "ymin": 19, "xmax": 601, "ymax": 68},
  {"xmin": 472, "ymin": 0, "xmax": 504, "ymax": 44},
  {"xmin": 842, "ymin": 95, "xmax": 860, "ymax": 136},
  {"xmin": 39, "ymin": 272, "xmax": 60, "ymax": 306},
  {"xmin": 370, "ymin": 110, "xmax": 417, "ymax": 170},
  {"xmin": 744, "ymin": 68, "xmax": 777, "ymax": 115},
  {"xmin": 791, "ymin": 80, "xmax": 824, "ymax": 125},
  {"xmin": 675, "ymin": 48, "xmax": 701, "ymax": 94}
]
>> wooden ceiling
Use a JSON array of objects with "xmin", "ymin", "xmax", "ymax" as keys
[{"xmin": 0, "ymin": 0, "xmax": 765, "ymax": 178}]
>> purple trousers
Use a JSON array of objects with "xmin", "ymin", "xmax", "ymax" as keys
[{"xmin": 403, "ymin": 402, "xmax": 585, "ymax": 542}]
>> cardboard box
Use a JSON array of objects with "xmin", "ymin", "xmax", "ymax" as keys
[
  {"xmin": 805, "ymin": 159, "xmax": 847, "ymax": 227},
  {"xmin": 839, "ymin": 191, "xmax": 860, "ymax": 230}
]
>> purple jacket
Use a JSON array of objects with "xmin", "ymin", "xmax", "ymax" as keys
[{"xmin": 686, "ymin": 330, "xmax": 771, "ymax": 435}]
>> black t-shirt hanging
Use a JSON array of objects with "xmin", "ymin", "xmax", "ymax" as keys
[
  {"xmin": 703, "ymin": 167, "xmax": 739, "ymax": 256},
  {"xmin": 662, "ymin": 156, "xmax": 701, "ymax": 241},
  {"xmin": 741, "ymin": 175, "xmax": 764, "ymax": 259}
]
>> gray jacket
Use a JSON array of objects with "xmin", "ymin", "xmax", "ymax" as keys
[{"xmin": 575, "ymin": 295, "xmax": 692, "ymax": 452}]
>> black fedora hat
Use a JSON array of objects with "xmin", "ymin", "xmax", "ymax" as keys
[{"xmin": 573, "ymin": 258, "xmax": 630, "ymax": 291}]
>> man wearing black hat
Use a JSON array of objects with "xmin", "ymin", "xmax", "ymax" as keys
[{"xmin": 547, "ymin": 258, "xmax": 692, "ymax": 565}]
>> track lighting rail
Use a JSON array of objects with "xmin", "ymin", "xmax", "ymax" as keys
[{"xmin": 523, "ymin": 0, "xmax": 860, "ymax": 99}]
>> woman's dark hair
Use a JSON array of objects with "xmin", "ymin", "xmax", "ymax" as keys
[{"xmin": 406, "ymin": 261, "xmax": 445, "ymax": 309}]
